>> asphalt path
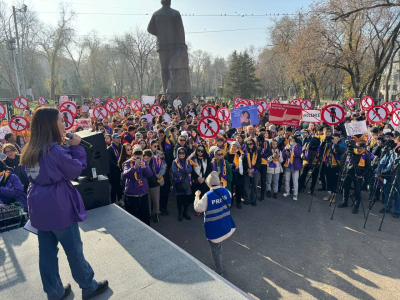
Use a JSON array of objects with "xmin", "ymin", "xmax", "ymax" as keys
[{"xmin": 152, "ymin": 185, "xmax": 400, "ymax": 299}]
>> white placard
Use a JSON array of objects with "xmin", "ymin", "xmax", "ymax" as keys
[
  {"xmin": 141, "ymin": 113, "xmax": 153, "ymax": 123},
  {"xmin": 0, "ymin": 125, "xmax": 11, "ymax": 139},
  {"xmin": 302, "ymin": 109, "xmax": 321, "ymax": 123},
  {"xmin": 142, "ymin": 95, "xmax": 155, "ymax": 105},
  {"xmin": 345, "ymin": 120, "xmax": 367, "ymax": 136},
  {"xmin": 163, "ymin": 114, "xmax": 171, "ymax": 123}
]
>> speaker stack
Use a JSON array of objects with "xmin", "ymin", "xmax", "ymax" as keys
[{"xmin": 73, "ymin": 131, "xmax": 111, "ymax": 210}]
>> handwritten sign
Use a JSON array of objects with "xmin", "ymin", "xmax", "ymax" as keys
[{"xmin": 345, "ymin": 120, "xmax": 367, "ymax": 136}]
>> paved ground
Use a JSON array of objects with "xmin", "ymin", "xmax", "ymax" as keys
[{"xmin": 152, "ymin": 186, "xmax": 400, "ymax": 300}]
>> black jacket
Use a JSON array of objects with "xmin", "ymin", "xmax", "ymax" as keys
[
  {"xmin": 3, "ymin": 154, "xmax": 29, "ymax": 193},
  {"xmin": 243, "ymin": 149, "xmax": 261, "ymax": 172},
  {"xmin": 346, "ymin": 151, "xmax": 371, "ymax": 177},
  {"xmin": 107, "ymin": 143, "xmax": 122, "ymax": 173}
]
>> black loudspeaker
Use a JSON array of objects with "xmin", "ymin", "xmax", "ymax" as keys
[
  {"xmin": 72, "ymin": 175, "xmax": 110, "ymax": 210},
  {"xmin": 75, "ymin": 131, "xmax": 109, "ymax": 177}
]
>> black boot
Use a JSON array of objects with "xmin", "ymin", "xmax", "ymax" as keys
[
  {"xmin": 178, "ymin": 211, "xmax": 183, "ymax": 222},
  {"xmin": 183, "ymin": 209, "xmax": 191, "ymax": 220},
  {"xmin": 273, "ymin": 193, "xmax": 277, "ymax": 199},
  {"xmin": 352, "ymin": 206, "xmax": 359, "ymax": 214},
  {"xmin": 237, "ymin": 202, "xmax": 242, "ymax": 209},
  {"xmin": 338, "ymin": 202, "xmax": 348, "ymax": 208},
  {"xmin": 153, "ymin": 213, "xmax": 159, "ymax": 223},
  {"xmin": 266, "ymin": 190, "xmax": 271, "ymax": 198}
]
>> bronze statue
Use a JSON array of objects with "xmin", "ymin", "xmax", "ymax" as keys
[{"xmin": 147, "ymin": 0, "xmax": 192, "ymax": 106}]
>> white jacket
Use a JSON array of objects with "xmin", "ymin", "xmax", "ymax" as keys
[{"xmin": 266, "ymin": 149, "xmax": 283, "ymax": 174}]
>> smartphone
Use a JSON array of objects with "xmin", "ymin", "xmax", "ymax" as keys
[{"xmin": 136, "ymin": 157, "xmax": 141, "ymax": 162}]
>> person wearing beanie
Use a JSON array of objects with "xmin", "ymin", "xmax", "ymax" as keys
[{"xmin": 194, "ymin": 171, "xmax": 236, "ymax": 276}]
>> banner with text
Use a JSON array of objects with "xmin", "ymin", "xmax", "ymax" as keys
[{"xmin": 269, "ymin": 103, "xmax": 302, "ymax": 127}]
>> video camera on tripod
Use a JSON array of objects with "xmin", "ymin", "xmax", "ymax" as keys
[{"xmin": 345, "ymin": 139, "xmax": 357, "ymax": 155}]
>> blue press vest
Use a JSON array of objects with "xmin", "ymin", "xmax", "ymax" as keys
[{"xmin": 204, "ymin": 187, "xmax": 236, "ymax": 240}]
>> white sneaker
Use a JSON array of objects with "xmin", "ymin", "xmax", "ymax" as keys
[
  {"xmin": 293, "ymin": 195, "xmax": 298, "ymax": 201},
  {"xmin": 283, "ymin": 193, "xmax": 289, "ymax": 197}
]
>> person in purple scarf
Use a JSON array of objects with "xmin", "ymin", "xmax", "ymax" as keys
[{"xmin": 21, "ymin": 107, "xmax": 108, "ymax": 300}]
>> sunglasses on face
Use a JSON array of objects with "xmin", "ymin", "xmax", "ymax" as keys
[
  {"xmin": 178, "ymin": 152, "xmax": 185, "ymax": 155},
  {"xmin": 197, "ymin": 149, "xmax": 204, "ymax": 153},
  {"xmin": 247, "ymin": 143, "xmax": 254, "ymax": 146},
  {"xmin": 179, "ymin": 140, "xmax": 185, "ymax": 142},
  {"xmin": 126, "ymin": 148, "xmax": 132, "ymax": 152}
]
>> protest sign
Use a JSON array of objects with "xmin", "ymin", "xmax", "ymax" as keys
[
  {"xmin": 269, "ymin": 103, "xmax": 302, "ymax": 127},
  {"xmin": 302, "ymin": 109, "xmax": 321, "ymax": 123},
  {"xmin": 321, "ymin": 104, "xmax": 345, "ymax": 126},
  {"xmin": 231, "ymin": 105, "xmax": 259, "ymax": 128},
  {"xmin": 0, "ymin": 125, "xmax": 11, "ymax": 139},
  {"xmin": 142, "ymin": 95, "xmax": 155, "ymax": 105},
  {"xmin": 198, "ymin": 116, "xmax": 220, "ymax": 138},
  {"xmin": 345, "ymin": 120, "xmax": 367, "ymax": 136},
  {"xmin": 141, "ymin": 114, "xmax": 153, "ymax": 123},
  {"xmin": 70, "ymin": 119, "xmax": 92, "ymax": 132}
]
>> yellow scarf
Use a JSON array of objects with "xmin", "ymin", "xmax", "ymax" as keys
[
  {"xmin": 230, "ymin": 149, "xmax": 244, "ymax": 168},
  {"xmin": 247, "ymin": 150, "xmax": 258, "ymax": 169},
  {"xmin": 354, "ymin": 149, "xmax": 366, "ymax": 167},
  {"xmin": 284, "ymin": 145, "xmax": 294, "ymax": 168}
]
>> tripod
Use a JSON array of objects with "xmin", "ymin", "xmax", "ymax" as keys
[
  {"xmin": 379, "ymin": 170, "xmax": 398, "ymax": 231},
  {"xmin": 307, "ymin": 141, "xmax": 331, "ymax": 212}
]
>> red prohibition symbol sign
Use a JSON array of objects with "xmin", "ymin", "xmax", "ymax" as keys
[
  {"xmin": 9, "ymin": 117, "xmax": 28, "ymax": 132},
  {"xmin": 13, "ymin": 96, "xmax": 28, "ymax": 110},
  {"xmin": 130, "ymin": 99, "xmax": 142, "ymax": 111},
  {"xmin": 60, "ymin": 110, "xmax": 75, "ymax": 131},
  {"xmin": 247, "ymin": 99, "xmax": 256, "ymax": 106},
  {"xmin": 59, "ymin": 101, "xmax": 78, "ymax": 117},
  {"xmin": 290, "ymin": 98, "xmax": 302, "ymax": 106},
  {"xmin": 391, "ymin": 109, "xmax": 400, "ymax": 126},
  {"xmin": 116, "ymin": 96, "xmax": 127, "ymax": 109},
  {"xmin": 391, "ymin": 101, "xmax": 400, "ymax": 110},
  {"xmin": 361, "ymin": 96, "xmax": 374, "ymax": 110},
  {"xmin": 257, "ymin": 100, "xmax": 268, "ymax": 111},
  {"xmin": 150, "ymin": 104, "xmax": 164, "ymax": 117},
  {"xmin": 93, "ymin": 106, "xmax": 108, "ymax": 120},
  {"xmin": 257, "ymin": 102, "xmax": 265, "ymax": 116},
  {"xmin": 270, "ymin": 99, "xmax": 280, "ymax": 104},
  {"xmin": 383, "ymin": 102, "xmax": 394, "ymax": 114},
  {"xmin": 0, "ymin": 103, "xmax": 6, "ymax": 119},
  {"xmin": 301, "ymin": 99, "xmax": 312, "ymax": 109},
  {"xmin": 321, "ymin": 104, "xmax": 345, "ymax": 126},
  {"xmin": 235, "ymin": 102, "xmax": 248, "ymax": 108},
  {"xmin": 367, "ymin": 106, "xmax": 388, "ymax": 124},
  {"xmin": 346, "ymin": 98, "xmax": 355, "ymax": 107},
  {"xmin": 217, "ymin": 107, "xmax": 230, "ymax": 122},
  {"xmin": 37, "ymin": 96, "xmax": 46, "ymax": 106},
  {"xmin": 202, "ymin": 105, "xmax": 217, "ymax": 117},
  {"xmin": 198, "ymin": 116, "xmax": 220, "ymax": 139},
  {"xmin": 106, "ymin": 99, "xmax": 118, "ymax": 114}
]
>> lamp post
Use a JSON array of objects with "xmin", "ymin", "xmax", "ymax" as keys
[{"xmin": 113, "ymin": 83, "xmax": 117, "ymax": 98}]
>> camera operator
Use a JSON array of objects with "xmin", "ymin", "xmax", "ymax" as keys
[
  {"xmin": 375, "ymin": 143, "xmax": 400, "ymax": 218},
  {"xmin": 317, "ymin": 127, "xmax": 334, "ymax": 193},
  {"xmin": 338, "ymin": 142, "xmax": 371, "ymax": 214},
  {"xmin": 321, "ymin": 132, "xmax": 346, "ymax": 202},
  {"xmin": 298, "ymin": 136, "xmax": 321, "ymax": 195}
]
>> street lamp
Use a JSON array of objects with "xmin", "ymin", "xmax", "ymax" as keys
[{"xmin": 113, "ymin": 83, "xmax": 117, "ymax": 98}]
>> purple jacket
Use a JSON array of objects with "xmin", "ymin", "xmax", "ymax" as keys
[
  {"xmin": 282, "ymin": 144, "xmax": 303, "ymax": 171},
  {"xmin": 0, "ymin": 173, "xmax": 28, "ymax": 211},
  {"xmin": 123, "ymin": 159, "xmax": 153, "ymax": 196},
  {"xmin": 21, "ymin": 143, "xmax": 87, "ymax": 231}
]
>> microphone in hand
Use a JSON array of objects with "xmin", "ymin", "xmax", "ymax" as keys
[{"xmin": 65, "ymin": 133, "xmax": 93, "ymax": 148}]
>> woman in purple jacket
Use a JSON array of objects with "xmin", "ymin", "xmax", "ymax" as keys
[
  {"xmin": 282, "ymin": 136, "xmax": 302, "ymax": 201},
  {"xmin": 20, "ymin": 107, "xmax": 108, "ymax": 300},
  {"xmin": 123, "ymin": 144, "xmax": 153, "ymax": 225}
]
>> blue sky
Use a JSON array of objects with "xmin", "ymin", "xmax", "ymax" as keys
[{"xmin": 19, "ymin": 0, "xmax": 313, "ymax": 57}]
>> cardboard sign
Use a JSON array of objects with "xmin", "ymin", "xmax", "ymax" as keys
[
  {"xmin": 346, "ymin": 98, "xmax": 355, "ymax": 107},
  {"xmin": 9, "ymin": 117, "xmax": 28, "ymax": 132},
  {"xmin": 269, "ymin": 103, "xmax": 302, "ymax": 127},
  {"xmin": 198, "ymin": 116, "xmax": 220, "ymax": 138},
  {"xmin": 150, "ymin": 104, "xmax": 164, "ymax": 117},
  {"xmin": 0, "ymin": 104, "xmax": 6, "ymax": 119},
  {"xmin": 37, "ymin": 96, "xmax": 46, "ymax": 106},
  {"xmin": 231, "ymin": 105, "xmax": 259, "ymax": 128},
  {"xmin": 301, "ymin": 99, "xmax": 312, "ymax": 109},
  {"xmin": 13, "ymin": 96, "xmax": 29, "ymax": 110},
  {"xmin": 202, "ymin": 105, "xmax": 217, "ymax": 117},
  {"xmin": 361, "ymin": 96, "xmax": 374, "ymax": 110},
  {"xmin": 217, "ymin": 107, "xmax": 230, "ymax": 122},
  {"xmin": 367, "ymin": 106, "xmax": 388, "ymax": 124},
  {"xmin": 116, "ymin": 96, "xmax": 127, "ymax": 109},
  {"xmin": 59, "ymin": 101, "xmax": 78, "ymax": 117},
  {"xmin": 60, "ymin": 110, "xmax": 75, "ymax": 130},
  {"xmin": 345, "ymin": 120, "xmax": 367, "ymax": 136},
  {"xmin": 105, "ymin": 99, "xmax": 118, "ymax": 114},
  {"xmin": 93, "ymin": 106, "xmax": 108, "ymax": 120},
  {"xmin": 302, "ymin": 109, "xmax": 321, "ymax": 123},
  {"xmin": 321, "ymin": 104, "xmax": 345, "ymax": 126},
  {"xmin": 131, "ymin": 99, "xmax": 142, "ymax": 111}
]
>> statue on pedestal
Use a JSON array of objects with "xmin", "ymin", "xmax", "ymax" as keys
[{"xmin": 147, "ymin": 0, "xmax": 192, "ymax": 107}]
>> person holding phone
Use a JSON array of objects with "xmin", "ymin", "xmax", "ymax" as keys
[{"xmin": 123, "ymin": 144, "xmax": 153, "ymax": 225}]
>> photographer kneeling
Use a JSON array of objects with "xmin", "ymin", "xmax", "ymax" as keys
[
  {"xmin": 194, "ymin": 171, "xmax": 236, "ymax": 276},
  {"xmin": 338, "ymin": 142, "xmax": 371, "ymax": 214}
]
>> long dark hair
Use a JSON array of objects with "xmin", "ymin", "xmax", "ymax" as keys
[
  {"xmin": 118, "ymin": 143, "xmax": 132, "ymax": 170},
  {"xmin": 21, "ymin": 107, "xmax": 62, "ymax": 167},
  {"xmin": 193, "ymin": 144, "xmax": 209, "ymax": 161}
]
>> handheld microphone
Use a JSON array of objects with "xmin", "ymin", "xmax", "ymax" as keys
[{"xmin": 65, "ymin": 133, "xmax": 93, "ymax": 148}]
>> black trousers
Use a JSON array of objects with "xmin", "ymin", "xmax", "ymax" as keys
[
  {"xmin": 232, "ymin": 184, "xmax": 244, "ymax": 206},
  {"xmin": 125, "ymin": 195, "xmax": 150, "ymax": 226},
  {"xmin": 298, "ymin": 164, "xmax": 320, "ymax": 191},
  {"xmin": 109, "ymin": 171, "xmax": 122, "ymax": 203},
  {"xmin": 343, "ymin": 176, "xmax": 363, "ymax": 208},
  {"xmin": 177, "ymin": 195, "xmax": 190, "ymax": 212},
  {"xmin": 326, "ymin": 166, "xmax": 339, "ymax": 193},
  {"xmin": 320, "ymin": 164, "xmax": 326, "ymax": 189},
  {"xmin": 260, "ymin": 165, "xmax": 267, "ymax": 199}
]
